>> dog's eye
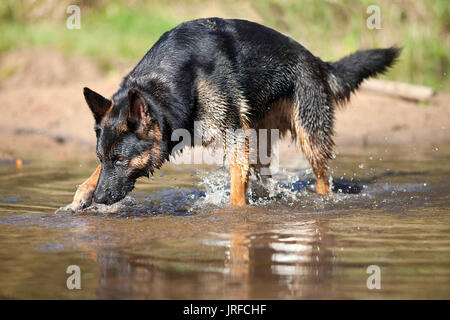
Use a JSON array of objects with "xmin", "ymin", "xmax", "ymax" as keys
[{"xmin": 115, "ymin": 157, "xmax": 126, "ymax": 166}]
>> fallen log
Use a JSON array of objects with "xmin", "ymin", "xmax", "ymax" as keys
[{"xmin": 360, "ymin": 79, "xmax": 435, "ymax": 102}]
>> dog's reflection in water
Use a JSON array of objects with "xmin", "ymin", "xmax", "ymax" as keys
[{"xmin": 89, "ymin": 220, "xmax": 333, "ymax": 299}]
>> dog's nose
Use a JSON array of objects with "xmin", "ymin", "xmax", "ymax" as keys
[{"xmin": 93, "ymin": 189, "xmax": 109, "ymax": 204}]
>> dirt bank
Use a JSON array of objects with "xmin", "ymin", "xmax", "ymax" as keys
[{"xmin": 0, "ymin": 48, "xmax": 448, "ymax": 162}]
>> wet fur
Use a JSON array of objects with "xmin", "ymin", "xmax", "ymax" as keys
[{"xmin": 72, "ymin": 18, "xmax": 399, "ymax": 209}]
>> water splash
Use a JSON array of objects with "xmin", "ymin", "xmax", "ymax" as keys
[{"xmin": 54, "ymin": 165, "xmax": 372, "ymax": 216}]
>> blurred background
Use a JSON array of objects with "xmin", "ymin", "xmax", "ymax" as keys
[
  {"xmin": 0, "ymin": 0, "xmax": 449, "ymax": 162},
  {"xmin": 1, "ymin": 0, "xmax": 448, "ymax": 88}
]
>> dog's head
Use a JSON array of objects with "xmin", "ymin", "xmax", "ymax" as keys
[{"xmin": 83, "ymin": 87, "xmax": 166, "ymax": 205}]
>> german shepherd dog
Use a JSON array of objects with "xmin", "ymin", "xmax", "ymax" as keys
[{"xmin": 70, "ymin": 18, "xmax": 399, "ymax": 211}]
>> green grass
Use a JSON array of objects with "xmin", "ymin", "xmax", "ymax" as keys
[
  {"xmin": 0, "ymin": 0, "xmax": 448, "ymax": 90},
  {"xmin": 0, "ymin": 0, "xmax": 176, "ymax": 65}
]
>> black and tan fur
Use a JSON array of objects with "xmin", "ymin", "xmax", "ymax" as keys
[{"xmin": 71, "ymin": 18, "xmax": 399, "ymax": 210}]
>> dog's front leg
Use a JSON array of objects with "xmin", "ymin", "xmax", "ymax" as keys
[
  {"xmin": 70, "ymin": 164, "xmax": 101, "ymax": 211},
  {"xmin": 230, "ymin": 163, "xmax": 249, "ymax": 207},
  {"xmin": 229, "ymin": 138, "xmax": 250, "ymax": 207}
]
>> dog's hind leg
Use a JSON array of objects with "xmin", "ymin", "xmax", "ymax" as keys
[
  {"xmin": 292, "ymin": 87, "xmax": 335, "ymax": 195},
  {"xmin": 295, "ymin": 128, "xmax": 333, "ymax": 195},
  {"xmin": 71, "ymin": 164, "xmax": 101, "ymax": 211},
  {"xmin": 309, "ymin": 152, "xmax": 330, "ymax": 195}
]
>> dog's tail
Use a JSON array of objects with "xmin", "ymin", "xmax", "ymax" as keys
[{"xmin": 322, "ymin": 47, "xmax": 401, "ymax": 104}]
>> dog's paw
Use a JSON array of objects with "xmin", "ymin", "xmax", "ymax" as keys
[
  {"xmin": 69, "ymin": 199, "xmax": 91, "ymax": 212},
  {"xmin": 70, "ymin": 183, "xmax": 96, "ymax": 212}
]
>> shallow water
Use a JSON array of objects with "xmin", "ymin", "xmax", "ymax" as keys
[{"xmin": 0, "ymin": 144, "xmax": 449, "ymax": 299}]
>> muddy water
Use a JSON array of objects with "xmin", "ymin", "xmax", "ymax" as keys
[{"xmin": 0, "ymin": 144, "xmax": 449, "ymax": 299}]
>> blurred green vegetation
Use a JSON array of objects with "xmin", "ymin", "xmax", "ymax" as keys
[{"xmin": 0, "ymin": 0, "xmax": 448, "ymax": 90}]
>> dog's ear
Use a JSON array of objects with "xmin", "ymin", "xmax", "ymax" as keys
[
  {"xmin": 127, "ymin": 88, "xmax": 156, "ymax": 137},
  {"xmin": 83, "ymin": 87, "xmax": 112, "ymax": 123}
]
